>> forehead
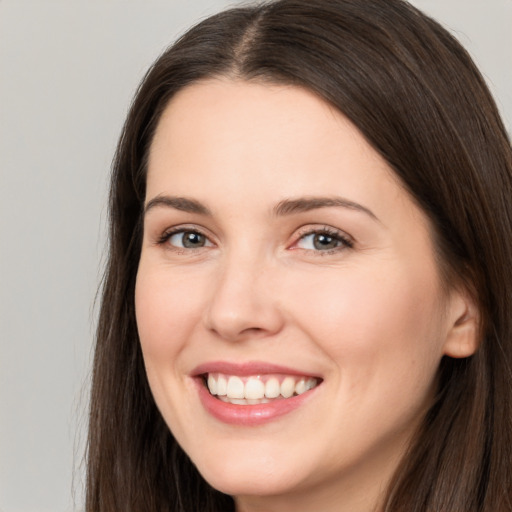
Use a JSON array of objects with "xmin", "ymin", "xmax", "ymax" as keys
[
  {"xmin": 148, "ymin": 79, "xmax": 353, "ymax": 169},
  {"xmin": 146, "ymin": 79, "xmax": 418, "ymax": 226}
]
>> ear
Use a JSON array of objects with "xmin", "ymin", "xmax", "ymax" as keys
[{"xmin": 442, "ymin": 288, "xmax": 480, "ymax": 359}]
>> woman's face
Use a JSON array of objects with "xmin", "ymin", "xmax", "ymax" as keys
[{"xmin": 135, "ymin": 80, "xmax": 474, "ymax": 511}]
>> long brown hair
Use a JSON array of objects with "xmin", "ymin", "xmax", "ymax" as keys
[{"xmin": 86, "ymin": 1, "xmax": 512, "ymax": 510}]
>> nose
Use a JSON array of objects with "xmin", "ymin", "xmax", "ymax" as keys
[{"xmin": 203, "ymin": 253, "xmax": 284, "ymax": 342}]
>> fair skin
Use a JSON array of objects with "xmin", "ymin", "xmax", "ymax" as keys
[{"xmin": 135, "ymin": 79, "xmax": 477, "ymax": 512}]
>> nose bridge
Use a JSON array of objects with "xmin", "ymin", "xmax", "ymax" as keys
[{"xmin": 204, "ymin": 244, "xmax": 283, "ymax": 341}]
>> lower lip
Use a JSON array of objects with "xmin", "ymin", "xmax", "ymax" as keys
[{"xmin": 195, "ymin": 379, "xmax": 319, "ymax": 426}]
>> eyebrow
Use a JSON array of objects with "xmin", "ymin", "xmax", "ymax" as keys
[
  {"xmin": 273, "ymin": 196, "xmax": 380, "ymax": 222},
  {"xmin": 143, "ymin": 194, "xmax": 379, "ymax": 223},
  {"xmin": 144, "ymin": 195, "xmax": 212, "ymax": 216}
]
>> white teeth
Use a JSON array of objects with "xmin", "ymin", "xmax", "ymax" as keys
[
  {"xmin": 244, "ymin": 377, "xmax": 265, "ymax": 399},
  {"xmin": 206, "ymin": 373, "xmax": 320, "ymax": 401},
  {"xmin": 281, "ymin": 376, "xmax": 295, "ymax": 398},
  {"xmin": 229, "ymin": 398, "xmax": 247, "ymax": 405},
  {"xmin": 217, "ymin": 375, "xmax": 227, "ymax": 396},
  {"xmin": 295, "ymin": 378, "xmax": 307, "ymax": 395},
  {"xmin": 246, "ymin": 398, "xmax": 265, "ymax": 405},
  {"xmin": 226, "ymin": 376, "xmax": 244, "ymax": 399},
  {"xmin": 207, "ymin": 374, "xmax": 217, "ymax": 395},
  {"xmin": 265, "ymin": 377, "xmax": 281, "ymax": 398},
  {"xmin": 306, "ymin": 378, "xmax": 316, "ymax": 390},
  {"xmin": 219, "ymin": 396, "xmax": 271, "ymax": 405}
]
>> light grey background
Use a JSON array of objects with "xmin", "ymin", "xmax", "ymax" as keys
[{"xmin": 1, "ymin": 1, "xmax": 510, "ymax": 511}]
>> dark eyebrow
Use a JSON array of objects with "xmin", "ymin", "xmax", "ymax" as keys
[
  {"xmin": 144, "ymin": 194, "xmax": 379, "ymax": 222},
  {"xmin": 273, "ymin": 196, "xmax": 380, "ymax": 222},
  {"xmin": 144, "ymin": 195, "xmax": 212, "ymax": 216}
]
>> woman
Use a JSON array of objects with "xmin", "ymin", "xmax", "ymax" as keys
[{"xmin": 86, "ymin": 0, "xmax": 512, "ymax": 510}]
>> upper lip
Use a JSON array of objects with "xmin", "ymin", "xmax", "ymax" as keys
[{"xmin": 191, "ymin": 360, "xmax": 322, "ymax": 378}]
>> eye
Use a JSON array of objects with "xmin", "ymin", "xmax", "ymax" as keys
[
  {"xmin": 165, "ymin": 230, "xmax": 214, "ymax": 249},
  {"xmin": 294, "ymin": 228, "xmax": 353, "ymax": 252}
]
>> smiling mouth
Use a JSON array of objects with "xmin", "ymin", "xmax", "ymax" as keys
[{"xmin": 204, "ymin": 373, "xmax": 321, "ymax": 405}]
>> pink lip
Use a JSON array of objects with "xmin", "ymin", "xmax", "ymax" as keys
[
  {"xmin": 191, "ymin": 360, "xmax": 320, "ymax": 378},
  {"xmin": 191, "ymin": 361, "xmax": 322, "ymax": 426}
]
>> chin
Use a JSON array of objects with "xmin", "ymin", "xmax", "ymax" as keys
[
  {"xmin": 195, "ymin": 454, "xmax": 306, "ymax": 498},
  {"xmin": 205, "ymin": 475, "xmax": 301, "ymax": 500}
]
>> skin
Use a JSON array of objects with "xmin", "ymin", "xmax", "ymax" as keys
[{"xmin": 135, "ymin": 79, "xmax": 478, "ymax": 512}]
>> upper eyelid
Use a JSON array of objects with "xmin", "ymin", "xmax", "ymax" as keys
[
  {"xmin": 288, "ymin": 225, "xmax": 355, "ymax": 254},
  {"xmin": 161, "ymin": 224, "xmax": 213, "ymax": 237},
  {"xmin": 292, "ymin": 224, "xmax": 353, "ymax": 242},
  {"xmin": 155, "ymin": 224, "xmax": 216, "ymax": 247}
]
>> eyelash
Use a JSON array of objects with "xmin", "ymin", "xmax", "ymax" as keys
[
  {"xmin": 156, "ymin": 226, "xmax": 212, "ymax": 251},
  {"xmin": 292, "ymin": 226, "xmax": 354, "ymax": 254},
  {"xmin": 156, "ymin": 225, "xmax": 353, "ymax": 255}
]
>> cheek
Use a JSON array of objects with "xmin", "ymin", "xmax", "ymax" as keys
[
  {"xmin": 284, "ymin": 265, "xmax": 446, "ymax": 465},
  {"xmin": 286, "ymin": 262, "xmax": 446, "ymax": 394},
  {"xmin": 134, "ymin": 263, "xmax": 212, "ymax": 436},
  {"xmin": 134, "ymin": 265, "xmax": 205, "ymax": 370}
]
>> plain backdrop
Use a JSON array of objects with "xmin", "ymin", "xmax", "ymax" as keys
[{"xmin": 0, "ymin": 1, "xmax": 510, "ymax": 511}]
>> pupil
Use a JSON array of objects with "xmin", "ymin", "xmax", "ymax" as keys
[
  {"xmin": 313, "ymin": 233, "xmax": 337, "ymax": 250},
  {"xmin": 183, "ymin": 232, "xmax": 204, "ymax": 248}
]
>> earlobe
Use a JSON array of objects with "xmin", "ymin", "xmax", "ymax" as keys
[{"xmin": 442, "ymin": 290, "xmax": 480, "ymax": 359}]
